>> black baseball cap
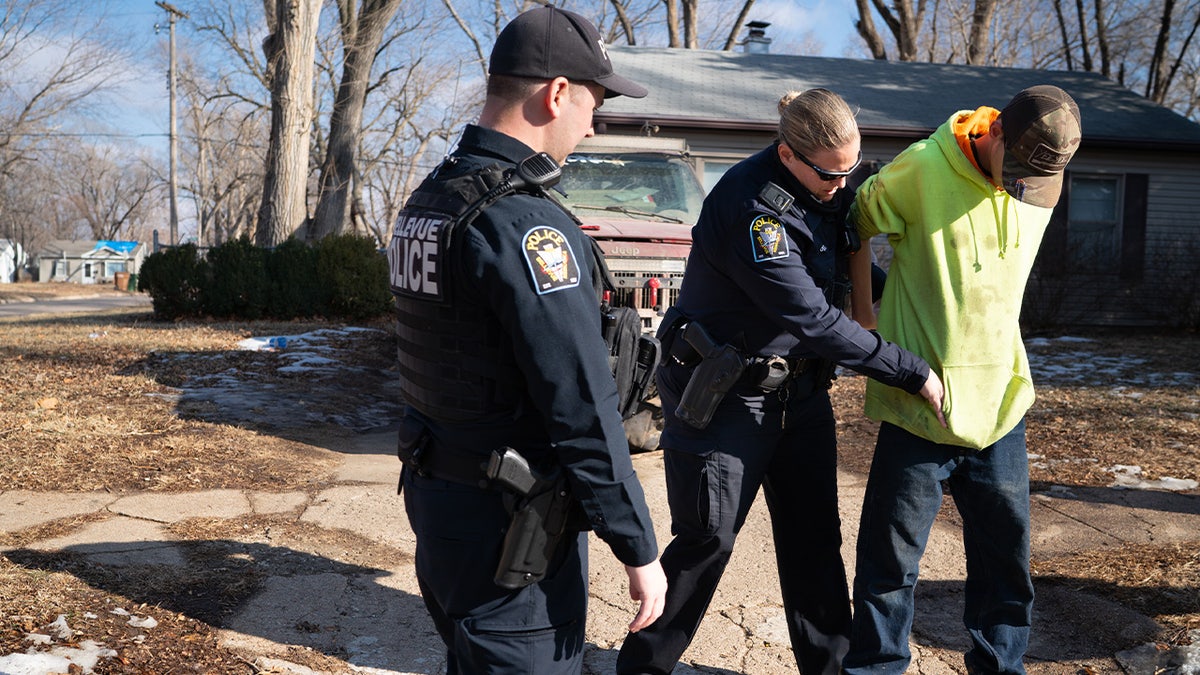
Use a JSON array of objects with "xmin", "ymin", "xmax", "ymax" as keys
[
  {"xmin": 999, "ymin": 85, "xmax": 1082, "ymax": 208},
  {"xmin": 489, "ymin": 6, "xmax": 648, "ymax": 99}
]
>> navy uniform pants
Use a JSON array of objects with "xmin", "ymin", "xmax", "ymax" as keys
[
  {"xmin": 403, "ymin": 470, "xmax": 588, "ymax": 674},
  {"xmin": 618, "ymin": 366, "xmax": 851, "ymax": 674}
]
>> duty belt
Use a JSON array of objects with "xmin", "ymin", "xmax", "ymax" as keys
[
  {"xmin": 741, "ymin": 355, "xmax": 813, "ymax": 392},
  {"xmin": 400, "ymin": 436, "xmax": 493, "ymax": 489}
]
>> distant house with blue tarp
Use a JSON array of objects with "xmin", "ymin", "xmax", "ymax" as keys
[{"xmin": 36, "ymin": 239, "xmax": 147, "ymax": 285}]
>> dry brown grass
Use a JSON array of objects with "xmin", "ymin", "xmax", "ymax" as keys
[{"xmin": 0, "ymin": 288, "xmax": 395, "ymax": 671}]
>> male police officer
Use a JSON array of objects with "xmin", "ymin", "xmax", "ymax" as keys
[{"xmin": 387, "ymin": 6, "xmax": 666, "ymax": 673}]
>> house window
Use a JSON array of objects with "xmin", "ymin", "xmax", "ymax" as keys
[
  {"xmin": 701, "ymin": 160, "xmax": 736, "ymax": 193},
  {"xmin": 1067, "ymin": 174, "xmax": 1122, "ymax": 271},
  {"xmin": 107, "ymin": 261, "xmax": 127, "ymax": 276},
  {"xmin": 53, "ymin": 260, "xmax": 68, "ymax": 279}
]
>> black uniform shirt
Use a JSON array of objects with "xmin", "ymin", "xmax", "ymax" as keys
[
  {"xmin": 404, "ymin": 125, "xmax": 658, "ymax": 567},
  {"xmin": 675, "ymin": 143, "xmax": 928, "ymax": 393}
]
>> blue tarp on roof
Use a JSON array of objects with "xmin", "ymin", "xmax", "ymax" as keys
[{"xmin": 96, "ymin": 240, "xmax": 138, "ymax": 254}]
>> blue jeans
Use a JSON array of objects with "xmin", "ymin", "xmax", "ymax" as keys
[{"xmin": 843, "ymin": 421, "xmax": 1033, "ymax": 675}]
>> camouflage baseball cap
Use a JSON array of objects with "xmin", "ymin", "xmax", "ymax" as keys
[{"xmin": 1000, "ymin": 85, "xmax": 1082, "ymax": 208}]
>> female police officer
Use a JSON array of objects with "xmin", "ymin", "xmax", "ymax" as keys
[{"xmin": 616, "ymin": 89, "xmax": 944, "ymax": 675}]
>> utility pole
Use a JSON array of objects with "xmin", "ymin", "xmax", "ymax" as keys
[{"xmin": 156, "ymin": 1, "xmax": 188, "ymax": 246}]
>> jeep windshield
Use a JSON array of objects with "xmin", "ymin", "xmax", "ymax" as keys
[{"xmin": 556, "ymin": 152, "xmax": 706, "ymax": 225}]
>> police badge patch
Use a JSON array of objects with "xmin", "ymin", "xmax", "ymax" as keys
[
  {"xmin": 523, "ymin": 226, "xmax": 580, "ymax": 294},
  {"xmin": 750, "ymin": 214, "xmax": 788, "ymax": 262}
]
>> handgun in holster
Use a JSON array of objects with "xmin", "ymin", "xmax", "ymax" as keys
[
  {"xmin": 487, "ymin": 447, "xmax": 576, "ymax": 590},
  {"xmin": 674, "ymin": 321, "xmax": 746, "ymax": 430}
]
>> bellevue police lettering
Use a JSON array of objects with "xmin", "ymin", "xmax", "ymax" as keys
[
  {"xmin": 387, "ymin": 211, "xmax": 445, "ymax": 302},
  {"xmin": 523, "ymin": 226, "xmax": 579, "ymax": 294}
]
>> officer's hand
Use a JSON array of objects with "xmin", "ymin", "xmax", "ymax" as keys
[
  {"xmin": 624, "ymin": 561, "xmax": 668, "ymax": 633},
  {"xmin": 920, "ymin": 369, "xmax": 947, "ymax": 428}
]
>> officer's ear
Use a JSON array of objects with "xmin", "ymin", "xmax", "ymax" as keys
[{"xmin": 544, "ymin": 76, "xmax": 571, "ymax": 120}]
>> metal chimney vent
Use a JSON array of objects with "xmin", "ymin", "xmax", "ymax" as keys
[{"xmin": 743, "ymin": 21, "xmax": 772, "ymax": 54}]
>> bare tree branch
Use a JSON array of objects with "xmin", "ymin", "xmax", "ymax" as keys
[
  {"xmin": 722, "ymin": 0, "xmax": 756, "ymax": 51},
  {"xmin": 442, "ymin": 0, "xmax": 488, "ymax": 81}
]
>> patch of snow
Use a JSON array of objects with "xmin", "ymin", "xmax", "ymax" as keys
[
  {"xmin": 1106, "ymin": 464, "xmax": 1200, "ymax": 491},
  {"xmin": 127, "ymin": 615, "xmax": 158, "ymax": 629},
  {"xmin": 0, "ymin": 640, "xmax": 116, "ymax": 674}
]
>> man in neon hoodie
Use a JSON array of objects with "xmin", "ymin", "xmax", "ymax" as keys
[{"xmin": 842, "ymin": 85, "xmax": 1082, "ymax": 674}]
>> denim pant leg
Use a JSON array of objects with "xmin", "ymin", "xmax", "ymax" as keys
[
  {"xmin": 951, "ymin": 420, "xmax": 1032, "ymax": 675},
  {"xmin": 844, "ymin": 422, "xmax": 952, "ymax": 675}
]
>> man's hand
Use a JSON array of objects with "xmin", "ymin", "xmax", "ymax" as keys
[
  {"xmin": 921, "ymin": 369, "xmax": 947, "ymax": 428},
  {"xmin": 624, "ymin": 561, "xmax": 668, "ymax": 632}
]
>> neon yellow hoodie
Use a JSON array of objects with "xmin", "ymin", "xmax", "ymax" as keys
[{"xmin": 850, "ymin": 109, "xmax": 1054, "ymax": 449}]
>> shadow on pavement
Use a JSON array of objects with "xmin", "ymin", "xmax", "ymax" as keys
[
  {"xmin": 908, "ymin": 577, "xmax": 1165, "ymax": 662},
  {"xmin": 3, "ymin": 540, "xmax": 439, "ymax": 671},
  {"xmin": 1031, "ymin": 482, "xmax": 1200, "ymax": 515}
]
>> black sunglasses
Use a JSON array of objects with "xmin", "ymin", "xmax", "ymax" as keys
[{"xmin": 793, "ymin": 148, "xmax": 863, "ymax": 182}]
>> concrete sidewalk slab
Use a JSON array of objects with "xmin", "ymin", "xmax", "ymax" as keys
[
  {"xmin": 109, "ymin": 489, "xmax": 251, "ymax": 523},
  {"xmin": 0, "ymin": 491, "xmax": 115, "ymax": 533},
  {"xmin": 302, "ymin": 485, "xmax": 411, "ymax": 550},
  {"xmin": 30, "ymin": 516, "xmax": 185, "ymax": 567}
]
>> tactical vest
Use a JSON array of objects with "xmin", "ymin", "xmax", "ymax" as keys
[
  {"xmin": 387, "ymin": 159, "xmax": 522, "ymax": 422},
  {"xmin": 387, "ymin": 153, "xmax": 656, "ymax": 423}
]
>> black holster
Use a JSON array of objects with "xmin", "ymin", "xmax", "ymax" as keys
[
  {"xmin": 673, "ymin": 321, "xmax": 746, "ymax": 429},
  {"xmin": 493, "ymin": 473, "xmax": 574, "ymax": 589},
  {"xmin": 488, "ymin": 447, "xmax": 580, "ymax": 589}
]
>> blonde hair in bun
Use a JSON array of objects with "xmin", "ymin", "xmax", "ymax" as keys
[{"xmin": 777, "ymin": 88, "xmax": 859, "ymax": 155}]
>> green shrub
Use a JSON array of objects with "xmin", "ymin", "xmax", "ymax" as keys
[
  {"xmin": 316, "ymin": 233, "xmax": 393, "ymax": 320},
  {"xmin": 266, "ymin": 237, "xmax": 324, "ymax": 318},
  {"xmin": 139, "ymin": 234, "xmax": 392, "ymax": 321},
  {"xmin": 202, "ymin": 236, "xmax": 269, "ymax": 319},
  {"xmin": 138, "ymin": 244, "xmax": 207, "ymax": 320}
]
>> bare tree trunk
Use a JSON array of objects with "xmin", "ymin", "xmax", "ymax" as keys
[
  {"xmin": 681, "ymin": 0, "xmax": 699, "ymax": 48},
  {"xmin": 1146, "ymin": 0, "xmax": 1176, "ymax": 101},
  {"xmin": 1074, "ymin": 0, "xmax": 1093, "ymax": 71},
  {"xmin": 256, "ymin": 0, "xmax": 321, "ymax": 248},
  {"xmin": 1162, "ymin": 9, "xmax": 1200, "ymax": 105},
  {"xmin": 722, "ymin": 0, "xmax": 756, "ymax": 51},
  {"xmin": 609, "ymin": 0, "xmax": 637, "ymax": 44},
  {"xmin": 663, "ymin": 0, "xmax": 681, "ymax": 47},
  {"xmin": 967, "ymin": 0, "xmax": 997, "ymax": 64},
  {"xmin": 1052, "ymin": 0, "xmax": 1075, "ymax": 69},
  {"xmin": 854, "ymin": 0, "xmax": 889, "ymax": 58},
  {"xmin": 856, "ymin": 0, "xmax": 925, "ymax": 61},
  {"xmin": 1092, "ymin": 0, "xmax": 1111, "ymax": 76},
  {"xmin": 310, "ymin": 0, "xmax": 403, "ymax": 241}
]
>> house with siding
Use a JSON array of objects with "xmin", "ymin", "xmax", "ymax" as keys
[
  {"xmin": 37, "ymin": 240, "xmax": 147, "ymax": 285},
  {"xmin": 595, "ymin": 45, "xmax": 1200, "ymax": 328}
]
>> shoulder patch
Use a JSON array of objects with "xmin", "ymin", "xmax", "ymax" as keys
[
  {"xmin": 749, "ymin": 214, "xmax": 789, "ymax": 262},
  {"xmin": 523, "ymin": 226, "xmax": 580, "ymax": 295}
]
